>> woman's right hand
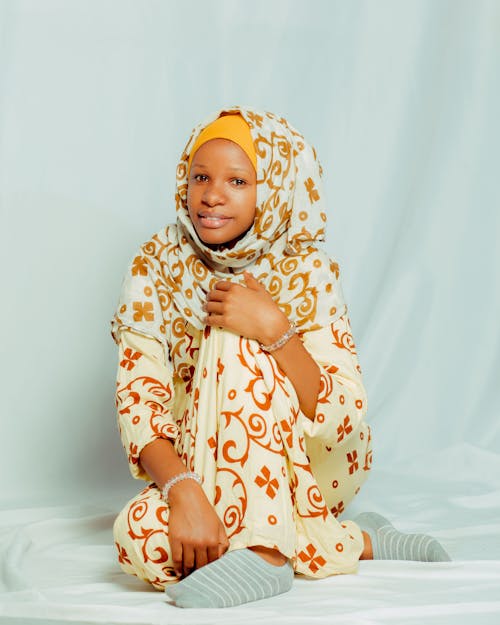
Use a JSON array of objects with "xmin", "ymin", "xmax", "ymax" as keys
[{"xmin": 167, "ymin": 479, "xmax": 229, "ymax": 577}]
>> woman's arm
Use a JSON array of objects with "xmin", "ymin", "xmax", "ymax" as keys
[
  {"xmin": 139, "ymin": 437, "xmax": 190, "ymax": 489},
  {"xmin": 116, "ymin": 330, "xmax": 179, "ymax": 480},
  {"xmin": 262, "ymin": 333, "xmax": 321, "ymax": 420},
  {"xmin": 116, "ymin": 329, "xmax": 228, "ymax": 576}
]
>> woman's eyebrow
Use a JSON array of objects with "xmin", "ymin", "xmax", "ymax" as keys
[{"xmin": 192, "ymin": 163, "xmax": 251, "ymax": 174}]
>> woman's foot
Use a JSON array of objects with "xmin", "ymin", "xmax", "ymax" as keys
[
  {"xmin": 165, "ymin": 547, "xmax": 293, "ymax": 608},
  {"xmin": 249, "ymin": 544, "xmax": 288, "ymax": 566},
  {"xmin": 354, "ymin": 512, "xmax": 451, "ymax": 562},
  {"xmin": 360, "ymin": 531, "xmax": 373, "ymax": 559}
]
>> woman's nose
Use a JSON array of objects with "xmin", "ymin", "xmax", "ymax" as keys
[{"xmin": 202, "ymin": 182, "xmax": 225, "ymax": 206}]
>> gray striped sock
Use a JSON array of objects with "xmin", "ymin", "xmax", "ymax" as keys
[
  {"xmin": 165, "ymin": 548, "xmax": 294, "ymax": 608},
  {"xmin": 354, "ymin": 512, "xmax": 451, "ymax": 562}
]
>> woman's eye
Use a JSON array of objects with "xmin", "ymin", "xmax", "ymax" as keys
[
  {"xmin": 194, "ymin": 174, "xmax": 208, "ymax": 182},
  {"xmin": 232, "ymin": 178, "xmax": 246, "ymax": 186}
]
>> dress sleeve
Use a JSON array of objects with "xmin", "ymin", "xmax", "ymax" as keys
[
  {"xmin": 115, "ymin": 328, "xmax": 179, "ymax": 481},
  {"xmin": 299, "ymin": 313, "xmax": 368, "ymax": 447}
]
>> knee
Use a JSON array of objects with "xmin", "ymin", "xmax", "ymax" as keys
[
  {"xmin": 113, "ymin": 500, "xmax": 130, "ymax": 547},
  {"xmin": 112, "ymin": 495, "xmax": 140, "ymax": 570},
  {"xmin": 112, "ymin": 486, "xmax": 177, "ymax": 590},
  {"xmin": 112, "ymin": 484, "xmax": 162, "ymax": 551}
]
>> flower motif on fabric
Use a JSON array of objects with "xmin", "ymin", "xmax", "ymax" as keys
[
  {"xmin": 337, "ymin": 416, "xmax": 353, "ymax": 443},
  {"xmin": 131, "ymin": 256, "xmax": 149, "ymax": 276},
  {"xmin": 297, "ymin": 543, "xmax": 326, "ymax": 573},
  {"xmin": 120, "ymin": 348, "xmax": 143, "ymax": 371},
  {"xmin": 133, "ymin": 301, "xmax": 154, "ymax": 322},
  {"xmin": 255, "ymin": 465, "xmax": 280, "ymax": 499},
  {"xmin": 330, "ymin": 500, "xmax": 345, "ymax": 517},
  {"xmin": 347, "ymin": 450, "xmax": 359, "ymax": 475},
  {"xmin": 304, "ymin": 177, "xmax": 320, "ymax": 203}
]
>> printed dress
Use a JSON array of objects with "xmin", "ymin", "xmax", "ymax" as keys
[{"xmin": 113, "ymin": 310, "xmax": 372, "ymax": 590}]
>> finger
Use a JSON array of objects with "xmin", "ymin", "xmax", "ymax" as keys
[
  {"xmin": 244, "ymin": 271, "xmax": 264, "ymax": 290},
  {"xmin": 207, "ymin": 544, "xmax": 220, "ymax": 564},
  {"xmin": 218, "ymin": 526, "xmax": 229, "ymax": 558},
  {"xmin": 205, "ymin": 314, "xmax": 226, "ymax": 328},
  {"xmin": 218, "ymin": 540, "xmax": 229, "ymax": 558},
  {"xmin": 206, "ymin": 289, "xmax": 227, "ymax": 302},
  {"xmin": 214, "ymin": 280, "xmax": 232, "ymax": 291},
  {"xmin": 182, "ymin": 546, "xmax": 195, "ymax": 578},
  {"xmin": 170, "ymin": 540, "xmax": 183, "ymax": 577},
  {"xmin": 204, "ymin": 301, "xmax": 225, "ymax": 314},
  {"xmin": 195, "ymin": 547, "xmax": 209, "ymax": 570}
]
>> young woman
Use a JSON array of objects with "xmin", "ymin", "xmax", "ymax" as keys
[{"xmin": 111, "ymin": 107, "xmax": 450, "ymax": 609}]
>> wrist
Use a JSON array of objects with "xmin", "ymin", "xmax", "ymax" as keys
[
  {"xmin": 167, "ymin": 479, "xmax": 204, "ymax": 507},
  {"xmin": 257, "ymin": 314, "xmax": 290, "ymax": 347},
  {"xmin": 161, "ymin": 471, "xmax": 202, "ymax": 506},
  {"xmin": 259, "ymin": 319, "xmax": 297, "ymax": 352}
]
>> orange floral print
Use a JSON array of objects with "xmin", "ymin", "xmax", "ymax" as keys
[
  {"xmin": 298, "ymin": 543, "xmax": 327, "ymax": 573},
  {"xmin": 347, "ymin": 450, "xmax": 359, "ymax": 475},
  {"xmin": 120, "ymin": 348, "xmax": 142, "ymax": 371},
  {"xmin": 337, "ymin": 416, "xmax": 353, "ymax": 442},
  {"xmin": 304, "ymin": 177, "xmax": 320, "ymax": 203},
  {"xmin": 133, "ymin": 301, "xmax": 154, "ymax": 322},
  {"xmin": 131, "ymin": 256, "xmax": 148, "ymax": 276},
  {"xmin": 255, "ymin": 466, "xmax": 280, "ymax": 499}
]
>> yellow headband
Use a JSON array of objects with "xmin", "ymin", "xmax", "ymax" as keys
[{"xmin": 187, "ymin": 113, "xmax": 257, "ymax": 174}]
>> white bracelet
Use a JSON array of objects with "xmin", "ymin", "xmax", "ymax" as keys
[
  {"xmin": 259, "ymin": 322, "xmax": 297, "ymax": 353},
  {"xmin": 161, "ymin": 471, "xmax": 202, "ymax": 505}
]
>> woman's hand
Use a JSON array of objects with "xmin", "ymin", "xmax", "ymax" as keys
[
  {"xmin": 167, "ymin": 479, "xmax": 229, "ymax": 577},
  {"xmin": 204, "ymin": 272, "xmax": 289, "ymax": 345}
]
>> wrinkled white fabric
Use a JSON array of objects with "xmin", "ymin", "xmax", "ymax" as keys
[{"xmin": 1, "ymin": 467, "xmax": 500, "ymax": 624}]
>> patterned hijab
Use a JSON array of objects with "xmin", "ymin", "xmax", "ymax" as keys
[{"xmin": 111, "ymin": 105, "xmax": 346, "ymax": 344}]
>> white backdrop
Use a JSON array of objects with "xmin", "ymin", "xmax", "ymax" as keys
[{"xmin": 1, "ymin": 1, "xmax": 500, "ymax": 622}]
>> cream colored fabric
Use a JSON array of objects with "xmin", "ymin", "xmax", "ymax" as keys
[{"xmin": 113, "ymin": 312, "xmax": 372, "ymax": 587}]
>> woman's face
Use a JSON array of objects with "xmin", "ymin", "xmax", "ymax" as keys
[{"xmin": 187, "ymin": 138, "xmax": 257, "ymax": 248}]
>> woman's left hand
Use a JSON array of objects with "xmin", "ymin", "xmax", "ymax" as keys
[{"xmin": 204, "ymin": 272, "xmax": 289, "ymax": 346}]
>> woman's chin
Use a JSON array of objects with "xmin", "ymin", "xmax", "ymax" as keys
[
  {"xmin": 198, "ymin": 232, "xmax": 233, "ymax": 247},
  {"xmin": 196, "ymin": 228, "xmax": 251, "ymax": 251}
]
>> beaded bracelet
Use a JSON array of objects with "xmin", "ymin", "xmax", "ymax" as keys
[
  {"xmin": 161, "ymin": 471, "xmax": 202, "ymax": 505},
  {"xmin": 259, "ymin": 322, "xmax": 297, "ymax": 353}
]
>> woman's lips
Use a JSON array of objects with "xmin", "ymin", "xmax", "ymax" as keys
[{"xmin": 198, "ymin": 213, "xmax": 232, "ymax": 229}]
